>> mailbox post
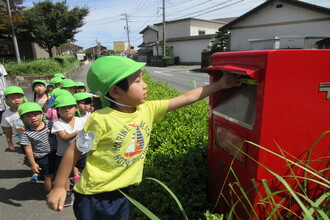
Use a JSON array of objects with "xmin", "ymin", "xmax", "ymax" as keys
[{"xmin": 204, "ymin": 49, "xmax": 330, "ymax": 218}]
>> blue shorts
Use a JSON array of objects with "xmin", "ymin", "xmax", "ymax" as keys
[
  {"xmin": 55, "ymin": 154, "xmax": 87, "ymax": 173},
  {"xmin": 75, "ymin": 153, "xmax": 87, "ymax": 170},
  {"xmin": 55, "ymin": 155, "xmax": 63, "ymax": 173},
  {"xmin": 35, "ymin": 151, "xmax": 56, "ymax": 176},
  {"xmin": 73, "ymin": 189, "xmax": 129, "ymax": 220}
]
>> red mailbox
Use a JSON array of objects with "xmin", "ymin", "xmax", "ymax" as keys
[{"xmin": 204, "ymin": 49, "xmax": 330, "ymax": 218}]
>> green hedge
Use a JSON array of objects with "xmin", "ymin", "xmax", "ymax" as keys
[
  {"xmin": 162, "ymin": 56, "xmax": 175, "ymax": 66},
  {"xmin": 129, "ymin": 71, "xmax": 210, "ymax": 219},
  {"xmin": 3, "ymin": 55, "xmax": 79, "ymax": 76}
]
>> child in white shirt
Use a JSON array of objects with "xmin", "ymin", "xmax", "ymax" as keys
[{"xmin": 51, "ymin": 94, "xmax": 85, "ymax": 206}]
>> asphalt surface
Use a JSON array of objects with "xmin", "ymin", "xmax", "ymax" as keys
[{"xmin": 0, "ymin": 63, "xmax": 91, "ymax": 220}]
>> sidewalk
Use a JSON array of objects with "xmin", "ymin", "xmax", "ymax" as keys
[{"xmin": 0, "ymin": 63, "xmax": 91, "ymax": 220}]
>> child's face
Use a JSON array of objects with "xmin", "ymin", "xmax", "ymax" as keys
[
  {"xmin": 33, "ymin": 83, "xmax": 47, "ymax": 95},
  {"xmin": 5, "ymin": 93, "xmax": 24, "ymax": 108},
  {"xmin": 117, "ymin": 70, "xmax": 148, "ymax": 107},
  {"xmin": 77, "ymin": 101, "xmax": 91, "ymax": 113},
  {"xmin": 57, "ymin": 105, "xmax": 77, "ymax": 119},
  {"xmin": 47, "ymin": 85, "xmax": 55, "ymax": 92},
  {"xmin": 76, "ymin": 87, "xmax": 86, "ymax": 93},
  {"xmin": 21, "ymin": 111, "xmax": 42, "ymax": 128}
]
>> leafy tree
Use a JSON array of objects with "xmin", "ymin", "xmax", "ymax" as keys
[
  {"xmin": 0, "ymin": 0, "xmax": 27, "ymax": 34},
  {"xmin": 23, "ymin": 0, "xmax": 89, "ymax": 57},
  {"xmin": 209, "ymin": 29, "xmax": 230, "ymax": 52}
]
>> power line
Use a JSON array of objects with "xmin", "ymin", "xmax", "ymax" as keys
[{"xmin": 171, "ymin": 0, "xmax": 240, "ymax": 20}]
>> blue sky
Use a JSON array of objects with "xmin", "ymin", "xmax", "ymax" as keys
[{"xmin": 22, "ymin": 0, "xmax": 330, "ymax": 50}]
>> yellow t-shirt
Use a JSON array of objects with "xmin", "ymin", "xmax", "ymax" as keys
[{"xmin": 74, "ymin": 100, "xmax": 169, "ymax": 195}]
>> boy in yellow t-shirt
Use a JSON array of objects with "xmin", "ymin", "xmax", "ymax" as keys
[{"xmin": 47, "ymin": 56, "xmax": 240, "ymax": 219}]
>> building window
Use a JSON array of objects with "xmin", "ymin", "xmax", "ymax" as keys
[{"xmin": 198, "ymin": 30, "xmax": 206, "ymax": 35}]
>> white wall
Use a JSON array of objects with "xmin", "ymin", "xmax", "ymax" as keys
[
  {"xmin": 229, "ymin": 1, "xmax": 330, "ymax": 50},
  {"xmin": 190, "ymin": 19, "xmax": 223, "ymax": 36},
  {"xmin": 143, "ymin": 29, "xmax": 158, "ymax": 43},
  {"xmin": 167, "ymin": 38, "xmax": 212, "ymax": 63}
]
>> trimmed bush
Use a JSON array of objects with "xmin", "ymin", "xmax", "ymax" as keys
[
  {"xmin": 129, "ymin": 71, "xmax": 210, "ymax": 219},
  {"xmin": 162, "ymin": 56, "xmax": 175, "ymax": 66},
  {"xmin": 4, "ymin": 55, "xmax": 79, "ymax": 76}
]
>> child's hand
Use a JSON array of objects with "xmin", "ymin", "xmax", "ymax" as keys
[
  {"xmin": 219, "ymin": 72, "xmax": 242, "ymax": 89},
  {"xmin": 31, "ymin": 163, "xmax": 40, "ymax": 173},
  {"xmin": 47, "ymin": 187, "xmax": 67, "ymax": 211},
  {"xmin": 8, "ymin": 143, "xmax": 15, "ymax": 151}
]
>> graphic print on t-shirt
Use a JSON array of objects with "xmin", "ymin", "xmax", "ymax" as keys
[{"xmin": 124, "ymin": 124, "xmax": 144, "ymax": 157}]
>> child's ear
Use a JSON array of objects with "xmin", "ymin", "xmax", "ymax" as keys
[{"xmin": 109, "ymin": 86, "xmax": 120, "ymax": 99}]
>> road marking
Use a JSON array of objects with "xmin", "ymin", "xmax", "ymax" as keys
[{"xmin": 153, "ymin": 71, "xmax": 173, "ymax": 76}]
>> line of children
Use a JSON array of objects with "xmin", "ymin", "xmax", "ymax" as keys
[{"xmin": 1, "ymin": 73, "xmax": 94, "ymax": 207}]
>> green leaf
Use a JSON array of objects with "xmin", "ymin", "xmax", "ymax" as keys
[{"xmin": 119, "ymin": 189, "xmax": 160, "ymax": 220}]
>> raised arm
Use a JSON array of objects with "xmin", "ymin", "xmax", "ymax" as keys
[{"xmin": 167, "ymin": 72, "xmax": 240, "ymax": 112}]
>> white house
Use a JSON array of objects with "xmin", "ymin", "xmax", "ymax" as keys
[
  {"xmin": 138, "ymin": 18, "xmax": 231, "ymax": 64},
  {"xmin": 219, "ymin": 0, "xmax": 330, "ymax": 51}
]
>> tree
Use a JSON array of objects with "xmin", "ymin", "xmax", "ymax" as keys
[
  {"xmin": 209, "ymin": 29, "xmax": 230, "ymax": 52},
  {"xmin": 23, "ymin": 0, "xmax": 89, "ymax": 57},
  {"xmin": 0, "ymin": 0, "xmax": 27, "ymax": 35}
]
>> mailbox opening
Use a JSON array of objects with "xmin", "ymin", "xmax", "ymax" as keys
[{"xmin": 213, "ymin": 74, "xmax": 257, "ymax": 130}]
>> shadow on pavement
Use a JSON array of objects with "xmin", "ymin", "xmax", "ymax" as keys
[
  {"xmin": 0, "ymin": 181, "xmax": 46, "ymax": 207},
  {"xmin": 0, "ymin": 169, "xmax": 31, "ymax": 179}
]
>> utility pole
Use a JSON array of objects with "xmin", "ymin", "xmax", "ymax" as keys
[
  {"xmin": 162, "ymin": 0, "xmax": 166, "ymax": 57},
  {"xmin": 6, "ymin": 0, "xmax": 20, "ymax": 63},
  {"xmin": 121, "ymin": 12, "xmax": 131, "ymax": 57}
]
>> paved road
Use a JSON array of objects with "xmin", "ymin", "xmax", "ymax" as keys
[
  {"xmin": 0, "ymin": 63, "xmax": 202, "ymax": 220},
  {"xmin": 0, "ymin": 63, "xmax": 91, "ymax": 220},
  {"xmin": 145, "ymin": 65, "xmax": 210, "ymax": 93}
]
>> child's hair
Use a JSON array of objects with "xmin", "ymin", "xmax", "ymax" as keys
[
  {"xmin": 105, "ymin": 78, "xmax": 128, "ymax": 106},
  {"xmin": 32, "ymin": 79, "xmax": 49, "ymax": 102}
]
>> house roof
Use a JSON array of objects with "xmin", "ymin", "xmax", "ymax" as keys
[
  {"xmin": 154, "ymin": 17, "xmax": 225, "ymax": 26},
  {"xmin": 212, "ymin": 17, "xmax": 237, "ymax": 23},
  {"xmin": 219, "ymin": 0, "xmax": 330, "ymax": 31},
  {"xmin": 85, "ymin": 45, "xmax": 107, "ymax": 51},
  {"xmin": 166, "ymin": 34, "xmax": 216, "ymax": 42},
  {"xmin": 139, "ymin": 25, "xmax": 159, "ymax": 34}
]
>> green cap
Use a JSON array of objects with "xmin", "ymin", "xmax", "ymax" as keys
[
  {"xmin": 61, "ymin": 78, "xmax": 76, "ymax": 88},
  {"xmin": 32, "ymin": 79, "xmax": 47, "ymax": 87},
  {"xmin": 4, "ymin": 86, "xmax": 24, "ymax": 96},
  {"xmin": 53, "ymin": 94, "xmax": 77, "ymax": 108},
  {"xmin": 51, "ymin": 89, "xmax": 72, "ymax": 99},
  {"xmin": 87, "ymin": 56, "xmax": 146, "ymax": 96},
  {"xmin": 76, "ymin": 82, "xmax": 85, "ymax": 87},
  {"xmin": 73, "ymin": 92, "xmax": 91, "ymax": 102},
  {"xmin": 50, "ymin": 77, "xmax": 63, "ymax": 85},
  {"xmin": 54, "ymin": 73, "xmax": 66, "ymax": 79},
  {"xmin": 18, "ymin": 102, "xmax": 42, "ymax": 116}
]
